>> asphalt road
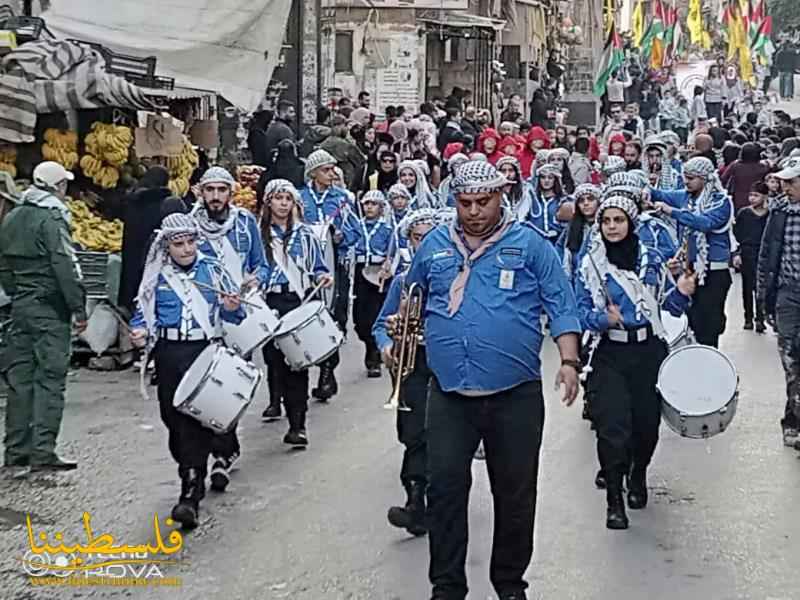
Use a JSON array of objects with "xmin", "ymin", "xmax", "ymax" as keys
[{"xmin": 1, "ymin": 276, "xmax": 798, "ymax": 600}]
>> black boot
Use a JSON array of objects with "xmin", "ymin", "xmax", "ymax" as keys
[
  {"xmin": 755, "ymin": 320, "xmax": 766, "ymax": 334},
  {"xmin": 744, "ymin": 319, "xmax": 754, "ymax": 330},
  {"xmin": 172, "ymin": 468, "xmax": 203, "ymax": 529},
  {"xmin": 582, "ymin": 401, "xmax": 591, "ymax": 421},
  {"xmin": 387, "ymin": 480, "xmax": 427, "ymax": 536},
  {"xmin": 312, "ymin": 367, "xmax": 338, "ymax": 401},
  {"xmin": 627, "ymin": 465, "xmax": 648, "ymax": 509},
  {"xmin": 210, "ymin": 453, "xmax": 239, "ymax": 492},
  {"xmin": 262, "ymin": 402, "xmax": 282, "ymax": 421},
  {"xmin": 605, "ymin": 471, "xmax": 628, "ymax": 530},
  {"xmin": 284, "ymin": 411, "xmax": 308, "ymax": 448}
]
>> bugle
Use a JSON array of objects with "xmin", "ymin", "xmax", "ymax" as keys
[{"xmin": 384, "ymin": 283, "xmax": 424, "ymax": 412}]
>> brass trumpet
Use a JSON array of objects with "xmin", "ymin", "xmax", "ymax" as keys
[{"xmin": 385, "ymin": 283, "xmax": 424, "ymax": 412}]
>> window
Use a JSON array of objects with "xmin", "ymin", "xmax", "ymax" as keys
[
  {"xmin": 335, "ymin": 32, "xmax": 353, "ymax": 73},
  {"xmin": 500, "ymin": 45, "xmax": 523, "ymax": 78}
]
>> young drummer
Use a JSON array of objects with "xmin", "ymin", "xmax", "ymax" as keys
[
  {"xmin": 129, "ymin": 213, "xmax": 244, "ymax": 529},
  {"xmin": 575, "ymin": 197, "xmax": 696, "ymax": 530},
  {"xmin": 345, "ymin": 190, "xmax": 394, "ymax": 377},
  {"xmin": 372, "ymin": 208, "xmax": 441, "ymax": 536},
  {"xmin": 259, "ymin": 180, "xmax": 334, "ymax": 446}
]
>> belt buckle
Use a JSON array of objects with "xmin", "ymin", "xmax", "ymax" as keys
[{"xmin": 636, "ymin": 328, "xmax": 647, "ymax": 342}]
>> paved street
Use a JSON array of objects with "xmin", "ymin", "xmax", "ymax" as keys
[{"xmin": 1, "ymin": 274, "xmax": 798, "ymax": 600}]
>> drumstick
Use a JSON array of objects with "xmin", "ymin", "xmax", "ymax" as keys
[
  {"xmin": 299, "ymin": 279, "xmax": 327, "ymax": 309},
  {"xmin": 192, "ymin": 281, "xmax": 262, "ymax": 308}
]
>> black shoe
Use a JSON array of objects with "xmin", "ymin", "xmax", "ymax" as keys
[
  {"xmin": 744, "ymin": 320, "xmax": 754, "ymax": 330},
  {"xmin": 606, "ymin": 473, "xmax": 628, "ymax": 530},
  {"xmin": 172, "ymin": 468, "xmax": 202, "ymax": 529},
  {"xmin": 261, "ymin": 404, "xmax": 282, "ymax": 421},
  {"xmin": 283, "ymin": 429, "xmax": 308, "ymax": 447},
  {"xmin": 582, "ymin": 402, "xmax": 591, "ymax": 421},
  {"xmin": 594, "ymin": 469, "xmax": 607, "ymax": 490},
  {"xmin": 498, "ymin": 593, "xmax": 527, "ymax": 600},
  {"xmin": 30, "ymin": 457, "xmax": 77, "ymax": 472},
  {"xmin": 312, "ymin": 368, "xmax": 338, "ymax": 401},
  {"xmin": 367, "ymin": 366, "xmax": 382, "ymax": 378},
  {"xmin": 388, "ymin": 481, "xmax": 427, "ymax": 535},
  {"xmin": 3, "ymin": 457, "xmax": 29, "ymax": 468},
  {"xmin": 209, "ymin": 453, "xmax": 238, "ymax": 492},
  {"xmin": 627, "ymin": 467, "xmax": 648, "ymax": 509},
  {"xmin": 755, "ymin": 321, "xmax": 766, "ymax": 334}
]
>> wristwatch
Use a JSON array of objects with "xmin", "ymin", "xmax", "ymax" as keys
[{"xmin": 561, "ymin": 359, "xmax": 581, "ymax": 372}]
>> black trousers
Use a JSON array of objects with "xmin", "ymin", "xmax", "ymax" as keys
[
  {"xmin": 333, "ymin": 260, "xmax": 351, "ymax": 330},
  {"xmin": 740, "ymin": 248, "xmax": 764, "ymax": 323},
  {"xmin": 426, "ymin": 379, "xmax": 544, "ymax": 600},
  {"xmin": 353, "ymin": 263, "xmax": 387, "ymax": 361},
  {"xmin": 154, "ymin": 340, "xmax": 215, "ymax": 474},
  {"xmin": 688, "ymin": 269, "xmax": 732, "ymax": 348},
  {"xmin": 776, "ymin": 286, "xmax": 800, "ymax": 430},
  {"xmin": 264, "ymin": 291, "xmax": 309, "ymax": 430},
  {"xmin": 396, "ymin": 346, "xmax": 430, "ymax": 487},
  {"xmin": 586, "ymin": 336, "xmax": 668, "ymax": 478}
]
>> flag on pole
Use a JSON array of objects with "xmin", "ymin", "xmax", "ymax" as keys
[
  {"xmin": 726, "ymin": 0, "xmax": 754, "ymax": 83},
  {"xmin": 594, "ymin": 22, "xmax": 625, "ymax": 97},
  {"xmin": 649, "ymin": 0, "xmax": 667, "ymax": 70},
  {"xmin": 631, "ymin": 0, "xmax": 645, "ymax": 48},
  {"xmin": 687, "ymin": 0, "xmax": 705, "ymax": 45},
  {"xmin": 750, "ymin": 14, "xmax": 774, "ymax": 58}
]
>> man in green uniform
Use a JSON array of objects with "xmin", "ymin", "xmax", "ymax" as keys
[{"xmin": 0, "ymin": 161, "xmax": 86, "ymax": 472}]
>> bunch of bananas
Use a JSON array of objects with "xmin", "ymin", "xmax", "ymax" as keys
[
  {"xmin": 232, "ymin": 182, "xmax": 257, "ymax": 213},
  {"xmin": 0, "ymin": 145, "xmax": 16, "ymax": 178},
  {"xmin": 167, "ymin": 138, "xmax": 199, "ymax": 197},
  {"xmin": 67, "ymin": 198, "xmax": 124, "ymax": 253},
  {"xmin": 42, "ymin": 129, "xmax": 79, "ymax": 170},
  {"xmin": 80, "ymin": 122, "xmax": 133, "ymax": 189}
]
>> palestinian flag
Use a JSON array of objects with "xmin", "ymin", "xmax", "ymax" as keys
[
  {"xmin": 751, "ymin": 14, "xmax": 774, "ymax": 58},
  {"xmin": 649, "ymin": 0, "xmax": 667, "ymax": 69},
  {"xmin": 594, "ymin": 22, "xmax": 624, "ymax": 97}
]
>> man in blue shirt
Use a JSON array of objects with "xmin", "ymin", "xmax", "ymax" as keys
[
  {"xmin": 399, "ymin": 161, "xmax": 582, "ymax": 600},
  {"xmin": 648, "ymin": 156, "xmax": 734, "ymax": 347}
]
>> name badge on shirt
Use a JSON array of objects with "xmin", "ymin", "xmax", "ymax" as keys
[{"xmin": 499, "ymin": 269, "xmax": 515, "ymax": 290}]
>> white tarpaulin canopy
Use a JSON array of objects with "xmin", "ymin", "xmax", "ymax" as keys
[{"xmin": 41, "ymin": 0, "xmax": 293, "ymax": 112}]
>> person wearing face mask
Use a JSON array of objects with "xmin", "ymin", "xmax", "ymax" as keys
[
  {"xmin": 0, "ymin": 162, "xmax": 86, "ymax": 473},
  {"xmin": 575, "ymin": 197, "xmax": 696, "ymax": 530},
  {"xmin": 341, "ymin": 190, "xmax": 393, "ymax": 377},
  {"xmin": 523, "ymin": 163, "xmax": 569, "ymax": 243},
  {"xmin": 300, "ymin": 150, "xmax": 358, "ymax": 401},
  {"xmin": 190, "ymin": 166, "xmax": 268, "ymax": 492},
  {"xmin": 129, "ymin": 213, "xmax": 244, "ymax": 529},
  {"xmin": 372, "ymin": 208, "xmax": 443, "ymax": 538},
  {"xmin": 647, "ymin": 157, "xmax": 734, "ymax": 348},
  {"xmin": 387, "ymin": 160, "xmax": 580, "ymax": 600},
  {"xmin": 259, "ymin": 180, "xmax": 334, "ymax": 444}
]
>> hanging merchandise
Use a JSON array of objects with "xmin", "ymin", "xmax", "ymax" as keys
[
  {"xmin": 67, "ymin": 198, "xmax": 123, "ymax": 252},
  {"xmin": 42, "ymin": 129, "xmax": 79, "ymax": 170},
  {"xmin": 80, "ymin": 122, "xmax": 133, "ymax": 189},
  {"xmin": 0, "ymin": 145, "xmax": 17, "ymax": 178},
  {"xmin": 232, "ymin": 164, "xmax": 263, "ymax": 213},
  {"xmin": 166, "ymin": 138, "xmax": 199, "ymax": 197}
]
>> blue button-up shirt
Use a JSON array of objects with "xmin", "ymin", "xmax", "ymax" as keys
[
  {"xmin": 637, "ymin": 214, "xmax": 678, "ymax": 261},
  {"xmin": 574, "ymin": 243, "xmax": 690, "ymax": 333},
  {"xmin": 263, "ymin": 223, "xmax": 329, "ymax": 289},
  {"xmin": 523, "ymin": 189, "xmax": 568, "ymax": 242},
  {"xmin": 130, "ymin": 255, "xmax": 245, "ymax": 331},
  {"xmin": 344, "ymin": 217, "xmax": 393, "ymax": 263},
  {"xmin": 405, "ymin": 221, "xmax": 582, "ymax": 393},
  {"xmin": 650, "ymin": 188, "xmax": 732, "ymax": 264},
  {"xmin": 300, "ymin": 183, "xmax": 355, "ymax": 232},
  {"xmin": 195, "ymin": 209, "xmax": 268, "ymax": 285}
]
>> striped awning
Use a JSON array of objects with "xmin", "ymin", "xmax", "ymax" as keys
[{"xmin": 0, "ymin": 38, "xmax": 155, "ymax": 143}]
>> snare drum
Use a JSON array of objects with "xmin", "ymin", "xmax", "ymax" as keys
[
  {"xmin": 657, "ymin": 344, "xmax": 739, "ymax": 439},
  {"xmin": 174, "ymin": 344, "xmax": 263, "ymax": 433},
  {"xmin": 273, "ymin": 300, "xmax": 343, "ymax": 371},
  {"xmin": 661, "ymin": 313, "xmax": 692, "ymax": 350},
  {"xmin": 221, "ymin": 289, "xmax": 280, "ymax": 356}
]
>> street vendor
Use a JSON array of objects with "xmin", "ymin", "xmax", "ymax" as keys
[
  {"xmin": 190, "ymin": 166, "xmax": 268, "ymax": 493},
  {"xmin": 0, "ymin": 161, "xmax": 86, "ymax": 473}
]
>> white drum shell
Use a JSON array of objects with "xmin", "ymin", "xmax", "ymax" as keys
[
  {"xmin": 221, "ymin": 290, "xmax": 280, "ymax": 356},
  {"xmin": 273, "ymin": 301, "xmax": 343, "ymax": 371},
  {"xmin": 174, "ymin": 344, "xmax": 263, "ymax": 433},
  {"xmin": 661, "ymin": 313, "xmax": 692, "ymax": 351},
  {"xmin": 657, "ymin": 344, "xmax": 739, "ymax": 439}
]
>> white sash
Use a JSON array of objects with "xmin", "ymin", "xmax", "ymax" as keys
[
  {"xmin": 210, "ymin": 235, "xmax": 244, "ymax": 287},
  {"xmin": 270, "ymin": 238, "xmax": 307, "ymax": 300},
  {"xmin": 606, "ymin": 264, "xmax": 667, "ymax": 339},
  {"xmin": 161, "ymin": 265, "xmax": 216, "ymax": 339}
]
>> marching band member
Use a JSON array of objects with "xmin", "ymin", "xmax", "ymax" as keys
[
  {"xmin": 438, "ymin": 153, "xmax": 470, "ymax": 208},
  {"xmin": 372, "ymin": 208, "xmax": 440, "ymax": 536},
  {"xmin": 523, "ymin": 163, "xmax": 570, "ymax": 243},
  {"xmin": 300, "ymin": 150, "xmax": 355, "ymax": 401},
  {"xmin": 642, "ymin": 136, "xmax": 683, "ymax": 191},
  {"xmin": 575, "ymin": 196, "xmax": 696, "ymax": 530},
  {"xmin": 345, "ymin": 190, "xmax": 393, "ymax": 377},
  {"xmin": 397, "ymin": 160, "xmax": 581, "ymax": 600},
  {"xmin": 191, "ymin": 166, "xmax": 268, "ymax": 492},
  {"xmin": 557, "ymin": 183, "xmax": 600, "ymax": 282},
  {"xmin": 601, "ymin": 155, "xmax": 627, "ymax": 183},
  {"xmin": 259, "ymin": 179, "xmax": 334, "ymax": 446},
  {"xmin": 495, "ymin": 156, "xmax": 527, "ymax": 220},
  {"xmin": 647, "ymin": 157, "xmax": 734, "ymax": 348},
  {"xmin": 129, "ymin": 213, "xmax": 244, "ymax": 529},
  {"xmin": 397, "ymin": 160, "xmax": 435, "ymax": 209}
]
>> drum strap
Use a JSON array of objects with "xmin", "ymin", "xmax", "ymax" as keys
[
  {"xmin": 271, "ymin": 238, "xmax": 307, "ymax": 300},
  {"xmin": 606, "ymin": 265, "xmax": 667, "ymax": 339},
  {"xmin": 162, "ymin": 266, "xmax": 217, "ymax": 340}
]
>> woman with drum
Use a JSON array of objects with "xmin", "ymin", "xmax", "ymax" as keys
[
  {"xmin": 344, "ymin": 190, "xmax": 394, "ymax": 377},
  {"xmin": 129, "ymin": 213, "xmax": 244, "ymax": 530},
  {"xmin": 575, "ymin": 196, "xmax": 696, "ymax": 530},
  {"xmin": 260, "ymin": 180, "xmax": 334, "ymax": 447}
]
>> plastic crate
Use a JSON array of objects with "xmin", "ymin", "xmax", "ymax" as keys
[{"xmin": 75, "ymin": 251, "xmax": 120, "ymax": 302}]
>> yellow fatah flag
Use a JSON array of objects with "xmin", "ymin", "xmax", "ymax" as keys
[
  {"xmin": 687, "ymin": 0, "xmax": 703, "ymax": 44},
  {"xmin": 631, "ymin": 0, "xmax": 645, "ymax": 47},
  {"xmin": 727, "ymin": 2, "xmax": 754, "ymax": 83}
]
